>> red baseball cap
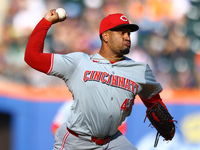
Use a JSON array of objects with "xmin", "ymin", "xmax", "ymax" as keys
[{"xmin": 99, "ymin": 13, "xmax": 139, "ymax": 35}]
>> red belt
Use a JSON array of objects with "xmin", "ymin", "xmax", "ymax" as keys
[
  {"xmin": 91, "ymin": 136, "xmax": 110, "ymax": 145},
  {"xmin": 67, "ymin": 128, "xmax": 110, "ymax": 145}
]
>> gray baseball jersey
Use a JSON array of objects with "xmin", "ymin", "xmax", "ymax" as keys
[{"xmin": 49, "ymin": 52, "xmax": 162, "ymax": 138}]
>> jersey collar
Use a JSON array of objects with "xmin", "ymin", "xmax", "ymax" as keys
[{"xmin": 90, "ymin": 53, "xmax": 131, "ymax": 64}]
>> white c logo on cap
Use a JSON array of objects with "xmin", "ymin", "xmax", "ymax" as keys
[{"xmin": 120, "ymin": 15, "xmax": 128, "ymax": 22}]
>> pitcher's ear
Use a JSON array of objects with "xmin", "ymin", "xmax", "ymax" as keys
[{"xmin": 101, "ymin": 31, "xmax": 109, "ymax": 43}]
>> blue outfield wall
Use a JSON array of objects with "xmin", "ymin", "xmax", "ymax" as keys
[
  {"xmin": 0, "ymin": 95, "xmax": 200, "ymax": 150},
  {"xmin": 0, "ymin": 96, "xmax": 63, "ymax": 150}
]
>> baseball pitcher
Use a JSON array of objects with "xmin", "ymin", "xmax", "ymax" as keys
[{"xmin": 24, "ymin": 9, "xmax": 176, "ymax": 150}]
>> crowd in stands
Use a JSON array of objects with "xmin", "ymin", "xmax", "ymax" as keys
[{"xmin": 0, "ymin": 0, "xmax": 200, "ymax": 90}]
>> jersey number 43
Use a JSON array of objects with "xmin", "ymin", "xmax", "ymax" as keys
[{"xmin": 121, "ymin": 98, "xmax": 134, "ymax": 112}]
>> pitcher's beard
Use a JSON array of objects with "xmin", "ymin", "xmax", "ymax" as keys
[{"xmin": 120, "ymin": 48, "xmax": 130, "ymax": 55}]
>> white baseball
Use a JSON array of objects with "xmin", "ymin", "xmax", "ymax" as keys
[{"xmin": 56, "ymin": 8, "xmax": 66, "ymax": 19}]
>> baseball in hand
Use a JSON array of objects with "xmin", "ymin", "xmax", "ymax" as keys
[{"xmin": 56, "ymin": 8, "xmax": 66, "ymax": 19}]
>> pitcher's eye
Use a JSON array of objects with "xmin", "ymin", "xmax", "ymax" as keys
[
  {"xmin": 120, "ymin": 31, "xmax": 126, "ymax": 35},
  {"xmin": 119, "ymin": 31, "xmax": 131, "ymax": 36},
  {"xmin": 118, "ymin": 31, "xmax": 123, "ymax": 35}
]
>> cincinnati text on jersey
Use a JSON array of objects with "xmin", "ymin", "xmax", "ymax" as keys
[{"xmin": 83, "ymin": 70, "xmax": 138, "ymax": 94}]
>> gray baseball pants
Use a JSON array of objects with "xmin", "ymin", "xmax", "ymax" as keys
[{"xmin": 53, "ymin": 122, "xmax": 138, "ymax": 150}]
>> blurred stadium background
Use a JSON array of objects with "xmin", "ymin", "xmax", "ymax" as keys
[{"xmin": 0, "ymin": 0, "xmax": 199, "ymax": 150}]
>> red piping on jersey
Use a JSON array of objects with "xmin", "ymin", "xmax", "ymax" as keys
[
  {"xmin": 92, "ymin": 60, "xmax": 100, "ymax": 63},
  {"xmin": 60, "ymin": 131, "xmax": 70, "ymax": 150},
  {"xmin": 47, "ymin": 53, "xmax": 54, "ymax": 74},
  {"xmin": 24, "ymin": 18, "xmax": 53, "ymax": 74}
]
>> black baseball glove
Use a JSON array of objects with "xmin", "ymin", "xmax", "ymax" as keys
[{"xmin": 145, "ymin": 101, "xmax": 176, "ymax": 147}]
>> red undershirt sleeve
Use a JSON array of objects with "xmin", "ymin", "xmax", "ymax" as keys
[
  {"xmin": 24, "ymin": 18, "xmax": 54, "ymax": 74},
  {"xmin": 140, "ymin": 93, "xmax": 168, "ymax": 110}
]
